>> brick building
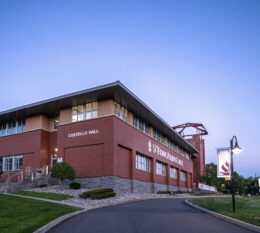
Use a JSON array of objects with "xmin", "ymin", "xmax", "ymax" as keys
[{"xmin": 0, "ymin": 81, "xmax": 205, "ymax": 193}]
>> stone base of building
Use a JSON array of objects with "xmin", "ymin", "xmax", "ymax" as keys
[{"xmin": 70, "ymin": 176, "xmax": 192, "ymax": 194}]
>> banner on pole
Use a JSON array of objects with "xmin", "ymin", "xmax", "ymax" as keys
[{"xmin": 217, "ymin": 148, "xmax": 231, "ymax": 178}]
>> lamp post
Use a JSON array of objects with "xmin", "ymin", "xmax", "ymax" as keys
[{"xmin": 230, "ymin": 136, "xmax": 242, "ymax": 213}]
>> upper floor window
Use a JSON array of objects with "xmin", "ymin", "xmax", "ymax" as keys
[
  {"xmin": 53, "ymin": 116, "xmax": 60, "ymax": 130},
  {"xmin": 0, "ymin": 155, "xmax": 23, "ymax": 171},
  {"xmin": 153, "ymin": 129, "xmax": 164, "ymax": 144},
  {"xmin": 115, "ymin": 103, "xmax": 128, "ymax": 122},
  {"xmin": 136, "ymin": 153, "xmax": 151, "ymax": 172},
  {"xmin": 168, "ymin": 141, "xmax": 177, "ymax": 151},
  {"xmin": 0, "ymin": 119, "xmax": 26, "ymax": 137},
  {"xmin": 86, "ymin": 102, "xmax": 98, "ymax": 119},
  {"xmin": 133, "ymin": 116, "xmax": 149, "ymax": 134},
  {"xmin": 156, "ymin": 161, "xmax": 166, "ymax": 176},
  {"xmin": 72, "ymin": 102, "xmax": 98, "ymax": 122}
]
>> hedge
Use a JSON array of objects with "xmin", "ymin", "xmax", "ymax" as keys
[
  {"xmin": 80, "ymin": 188, "xmax": 115, "ymax": 199},
  {"xmin": 70, "ymin": 182, "xmax": 81, "ymax": 190},
  {"xmin": 89, "ymin": 192, "xmax": 116, "ymax": 200}
]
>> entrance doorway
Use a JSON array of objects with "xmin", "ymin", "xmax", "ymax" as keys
[{"xmin": 51, "ymin": 154, "xmax": 57, "ymax": 168}]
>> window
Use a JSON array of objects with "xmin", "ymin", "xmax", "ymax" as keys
[
  {"xmin": 133, "ymin": 116, "xmax": 149, "ymax": 134},
  {"xmin": 170, "ymin": 167, "xmax": 177, "ymax": 179},
  {"xmin": 86, "ymin": 102, "xmax": 98, "ymax": 119},
  {"xmin": 184, "ymin": 152, "xmax": 190, "ymax": 160},
  {"xmin": 153, "ymin": 130, "xmax": 164, "ymax": 144},
  {"xmin": 136, "ymin": 153, "xmax": 151, "ymax": 172},
  {"xmin": 72, "ymin": 105, "xmax": 84, "ymax": 122},
  {"xmin": 115, "ymin": 103, "xmax": 128, "ymax": 121},
  {"xmin": 53, "ymin": 116, "xmax": 60, "ymax": 130},
  {"xmin": 168, "ymin": 141, "xmax": 177, "ymax": 151},
  {"xmin": 17, "ymin": 119, "xmax": 26, "ymax": 133},
  {"xmin": 156, "ymin": 161, "xmax": 166, "ymax": 176},
  {"xmin": 72, "ymin": 102, "xmax": 98, "ymax": 122},
  {"xmin": 14, "ymin": 155, "xmax": 23, "ymax": 170},
  {"xmin": 4, "ymin": 157, "xmax": 13, "ymax": 171},
  {"xmin": 180, "ymin": 171, "xmax": 187, "ymax": 181},
  {"xmin": 0, "ymin": 120, "xmax": 26, "ymax": 137},
  {"xmin": 2, "ymin": 155, "xmax": 23, "ymax": 171}
]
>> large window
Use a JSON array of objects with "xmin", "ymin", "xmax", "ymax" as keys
[
  {"xmin": 72, "ymin": 102, "xmax": 98, "ymax": 122},
  {"xmin": 180, "ymin": 171, "xmax": 187, "ymax": 181},
  {"xmin": 156, "ymin": 161, "xmax": 166, "ymax": 176},
  {"xmin": 153, "ymin": 130, "xmax": 164, "ymax": 144},
  {"xmin": 170, "ymin": 167, "xmax": 177, "ymax": 179},
  {"xmin": 115, "ymin": 103, "xmax": 128, "ymax": 121},
  {"xmin": 86, "ymin": 102, "xmax": 98, "ymax": 119},
  {"xmin": 136, "ymin": 153, "xmax": 151, "ymax": 172},
  {"xmin": 0, "ymin": 155, "xmax": 23, "ymax": 171},
  {"xmin": 0, "ymin": 120, "xmax": 26, "ymax": 137},
  {"xmin": 133, "ymin": 116, "xmax": 149, "ymax": 134}
]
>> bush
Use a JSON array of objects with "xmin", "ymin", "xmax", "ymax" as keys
[
  {"xmin": 90, "ymin": 192, "xmax": 116, "ymax": 200},
  {"xmin": 157, "ymin": 191, "xmax": 172, "ymax": 194},
  {"xmin": 80, "ymin": 188, "xmax": 115, "ymax": 199},
  {"xmin": 70, "ymin": 182, "xmax": 81, "ymax": 190},
  {"xmin": 51, "ymin": 162, "xmax": 75, "ymax": 185},
  {"xmin": 0, "ymin": 170, "xmax": 3, "ymax": 177}
]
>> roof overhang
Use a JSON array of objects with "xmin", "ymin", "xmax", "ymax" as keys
[{"xmin": 0, "ymin": 81, "xmax": 198, "ymax": 156}]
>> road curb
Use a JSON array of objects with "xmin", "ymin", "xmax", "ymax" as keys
[{"xmin": 185, "ymin": 199, "xmax": 260, "ymax": 233}]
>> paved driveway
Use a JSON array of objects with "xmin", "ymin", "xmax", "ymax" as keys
[{"xmin": 48, "ymin": 199, "xmax": 255, "ymax": 233}]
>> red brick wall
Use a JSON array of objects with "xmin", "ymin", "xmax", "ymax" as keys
[
  {"xmin": 0, "ymin": 116, "xmax": 194, "ymax": 189},
  {"xmin": 65, "ymin": 144, "xmax": 105, "ymax": 178}
]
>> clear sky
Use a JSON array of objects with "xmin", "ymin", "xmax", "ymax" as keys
[{"xmin": 0, "ymin": 0, "xmax": 259, "ymax": 177}]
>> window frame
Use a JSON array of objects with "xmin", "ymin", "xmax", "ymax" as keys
[{"xmin": 135, "ymin": 153, "xmax": 151, "ymax": 172}]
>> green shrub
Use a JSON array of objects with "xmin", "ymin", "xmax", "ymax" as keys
[
  {"xmin": 90, "ymin": 191, "xmax": 116, "ymax": 200},
  {"xmin": 80, "ymin": 188, "xmax": 114, "ymax": 199},
  {"xmin": 157, "ymin": 191, "xmax": 172, "ymax": 194},
  {"xmin": 51, "ymin": 162, "xmax": 75, "ymax": 185},
  {"xmin": 0, "ymin": 170, "xmax": 3, "ymax": 176},
  {"xmin": 70, "ymin": 182, "xmax": 81, "ymax": 190}
]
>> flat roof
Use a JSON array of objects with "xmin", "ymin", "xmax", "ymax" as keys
[{"xmin": 0, "ymin": 81, "xmax": 198, "ymax": 155}]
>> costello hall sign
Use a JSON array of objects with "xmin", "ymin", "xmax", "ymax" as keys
[
  {"xmin": 148, "ymin": 140, "xmax": 184, "ymax": 166},
  {"xmin": 68, "ymin": 129, "xmax": 99, "ymax": 138}
]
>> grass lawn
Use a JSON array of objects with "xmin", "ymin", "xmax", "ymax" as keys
[
  {"xmin": 14, "ymin": 191, "xmax": 73, "ymax": 201},
  {"xmin": 0, "ymin": 194, "xmax": 81, "ymax": 233},
  {"xmin": 191, "ymin": 196, "xmax": 260, "ymax": 226}
]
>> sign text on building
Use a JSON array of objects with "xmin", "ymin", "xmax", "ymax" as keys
[
  {"xmin": 148, "ymin": 140, "xmax": 184, "ymax": 166},
  {"xmin": 68, "ymin": 129, "xmax": 99, "ymax": 138}
]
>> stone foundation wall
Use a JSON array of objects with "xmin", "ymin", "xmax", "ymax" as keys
[{"xmin": 71, "ymin": 176, "xmax": 190, "ymax": 193}]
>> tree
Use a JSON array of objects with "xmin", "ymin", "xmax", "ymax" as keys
[
  {"xmin": 199, "ymin": 163, "xmax": 259, "ymax": 195},
  {"xmin": 51, "ymin": 162, "xmax": 75, "ymax": 185},
  {"xmin": 198, "ymin": 163, "xmax": 224, "ymax": 191}
]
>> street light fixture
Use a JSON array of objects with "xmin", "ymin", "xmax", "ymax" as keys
[{"xmin": 230, "ymin": 136, "xmax": 242, "ymax": 213}]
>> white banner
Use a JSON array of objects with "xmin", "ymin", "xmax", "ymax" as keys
[
  {"xmin": 198, "ymin": 183, "xmax": 217, "ymax": 192},
  {"xmin": 217, "ymin": 148, "xmax": 231, "ymax": 178}
]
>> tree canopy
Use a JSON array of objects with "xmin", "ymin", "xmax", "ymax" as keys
[{"xmin": 199, "ymin": 163, "xmax": 259, "ymax": 195}]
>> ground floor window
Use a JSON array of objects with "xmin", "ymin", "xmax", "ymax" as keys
[
  {"xmin": 180, "ymin": 171, "xmax": 187, "ymax": 181},
  {"xmin": 156, "ymin": 161, "xmax": 166, "ymax": 176},
  {"xmin": 136, "ymin": 153, "xmax": 151, "ymax": 172},
  {"xmin": 0, "ymin": 155, "xmax": 23, "ymax": 171},
  {"xmin": 170, "ymin": 167, "xmax": 177, "ymax": 179}
]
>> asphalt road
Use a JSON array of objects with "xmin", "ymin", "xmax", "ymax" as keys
[{"xmin": 48, "ymin": 199, "xmax": 255, "ymax": 233}]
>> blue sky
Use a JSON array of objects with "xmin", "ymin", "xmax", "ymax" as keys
[{"xmin": 0, "ymin": 0, "xmax": 259, "ymax": 177}]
